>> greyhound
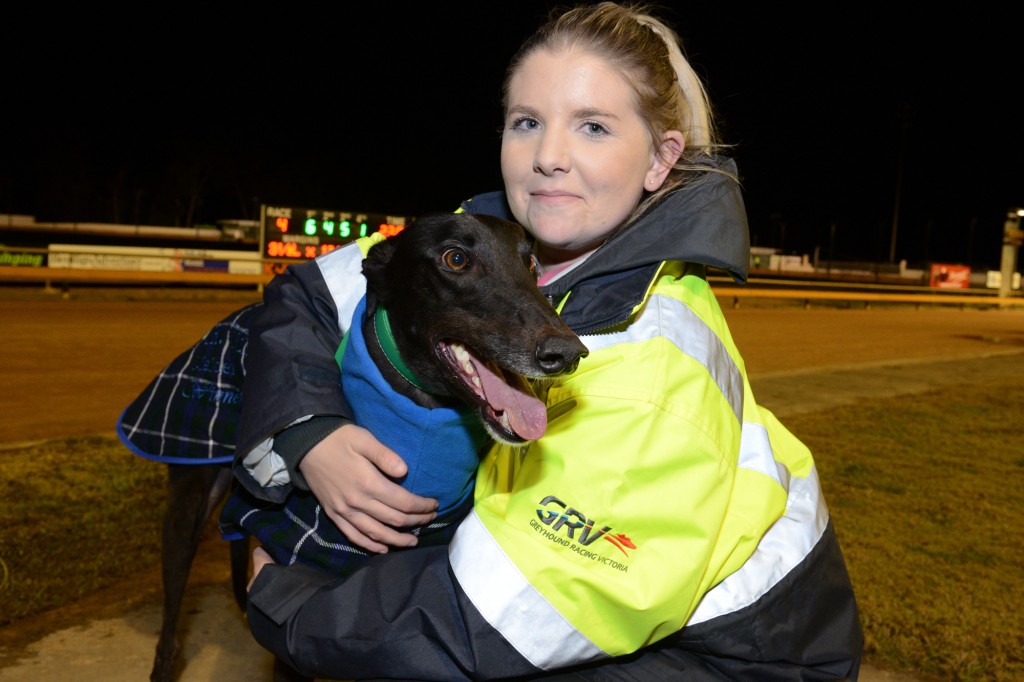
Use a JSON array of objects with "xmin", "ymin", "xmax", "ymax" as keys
[{"xmin": 118, "ymin": 212, "xmax": 587, "ymax": 682}]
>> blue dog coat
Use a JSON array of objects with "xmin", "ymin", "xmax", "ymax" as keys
[{"xmin": 218, "ymin": 296, "xmax": 488, "ymax": 576}]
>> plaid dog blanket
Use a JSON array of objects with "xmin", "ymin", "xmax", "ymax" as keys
[
  {"xmin": 218, "ymin": 296, "xmax": 488, "ymax": 577},
  {"xmin": 116, "ymin": 303, "xmax": 261, "ymax": 464}
]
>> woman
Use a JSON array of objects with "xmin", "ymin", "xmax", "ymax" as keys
[{"xmin": 236, "ymin": 3, "xmax": 863, "ymax": 679}]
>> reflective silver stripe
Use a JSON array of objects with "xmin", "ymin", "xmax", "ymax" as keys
[
  {"xmin": 578, "ymin": 294, "xmax": 809, "ymax": 625},
  {"xmin": 738, "ymin": 421, "xmax": 789, "ymax": 490},
  {"xmin": 580, "ymin": 293, "xmax": 743, "ymax": 421},
  {"xmin": 687, "ymin": 465, "xmax": 828, "ymax": 625},
  {"xmin": 315, "ymin": 242, "xmax": 369, "ymax": 333},
  {"xmin": 450, "ymin": 510, "xmax": 606, "ymax": 669}
]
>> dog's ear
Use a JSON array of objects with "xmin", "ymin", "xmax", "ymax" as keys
[{"xmin": 362, "ymin": 236, "xmax": 399, "ymax": 299}]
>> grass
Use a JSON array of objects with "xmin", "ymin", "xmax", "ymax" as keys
[
  {"xmin": 786, "ymin": 382, "xmax": 1024, "ymax": 682},
  {"xmin": 1, "ymin": 383, "xmax": 1023, "ymax": 680},
  {"xmin": 0, "ymin": 436, "xmax": 166, "ymax": 625}
]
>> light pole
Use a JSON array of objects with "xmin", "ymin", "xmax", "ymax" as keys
[
  {"xmin": 889, "ymin": 105, "xmax": 911, "ymax": 264},
  {"xmin": 1000, "ymin": 208, "xmax": 1023, "ymax": 305}
]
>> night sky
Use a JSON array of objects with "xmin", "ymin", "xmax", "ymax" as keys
[{"xmin": 4, "ymin": 3, "xmax": 1022, "ymax": 270}]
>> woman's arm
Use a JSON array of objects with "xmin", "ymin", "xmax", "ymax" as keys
[
  {"xmin": 242, "ymin": 371, "xmax": 744, "ymax": 680},
  {"xmin": 297, "ymin": 423, "xmax": 438, "ymax": 552},
  {"xmin": 247, "ymin": 543, "xmax": 541, "ymax": 681},
  {"xmin": 235, "ymin": 240, "xmax": 437, "ymax": 547}
]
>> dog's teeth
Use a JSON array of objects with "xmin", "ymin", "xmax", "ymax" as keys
[
  {"xmin": 452, "ymin": 343, "xmax": 477, "ymax": 375},
  {"xmin": 500, "ymin": 412, "xmax": 511, "ymax": 429},
  {"xmin": 473, "ymin": 376, "xmax": 482, "ymax": 388}
]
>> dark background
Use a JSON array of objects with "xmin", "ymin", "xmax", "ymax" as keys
[{"xmin": 4, "ymin": 3, "xmax": 1022, "ymax": 270}]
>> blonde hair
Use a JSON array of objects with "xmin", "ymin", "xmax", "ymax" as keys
[{"xmin": 502, "ymin": 2, "xmax": 732, "ymax": 221}]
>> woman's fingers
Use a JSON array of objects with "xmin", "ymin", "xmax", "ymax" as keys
[
  {"xmin": 299, "ymin": 424, "xmax": 438, "ymax": 553},
  {"xmin": 248, "ymin": 546, "xmax": 275, "ymax": 592}
]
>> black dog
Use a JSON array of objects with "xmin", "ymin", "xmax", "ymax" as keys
[
  {"xmin": 119, "ymin": 212, "xmax": 587, "ymax": 682},
  {"xmin": 221, "ymin": 211, "xmax": 588, "ymax": 578}
]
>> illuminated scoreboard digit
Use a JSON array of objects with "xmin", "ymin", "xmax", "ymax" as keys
[{"xmin": 260, "ymin": 205, "xmax": 414, "ymax": 261}]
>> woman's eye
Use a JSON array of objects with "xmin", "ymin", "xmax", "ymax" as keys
[
  {"xmin": 443, "ymin": 248, "xmax": 469, "ymax": 270},
  {"xmin": 583, "ymin": 121, "xmax": 608, "ymax": 137},
  {"xmin": 510, "ymin": 116, "xmax": 540, "ymax": 131}
]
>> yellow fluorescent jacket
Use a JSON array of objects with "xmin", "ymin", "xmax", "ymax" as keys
[{"xmin": 449, "ymin": 261, "xmax": 830, "ymax": 668}]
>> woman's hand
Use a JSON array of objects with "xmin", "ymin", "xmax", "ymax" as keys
[
  {"xmin": 299, "ymin": 423, "xmax": 439, "ymax": 554},
  {"xmin": 248, "ymin": 546, "xmax": 275, "ymax": 592}
]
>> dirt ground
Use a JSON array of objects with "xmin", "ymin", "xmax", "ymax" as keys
[
  {"xmin": 0, "ymin": 288, "xmax": 264, "ymax": 445},
  {"xmin": 3, "ymin": 287, "xmax": 1024, "ymax": 445},
  {"xmin": 1, "ymin": 286, "xmax": 1022, "ymax": 681}
]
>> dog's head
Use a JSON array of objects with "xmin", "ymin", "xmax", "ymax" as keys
[{"xmin": 362, "ymin": 212, "xmax": 587, "ymax": 444}]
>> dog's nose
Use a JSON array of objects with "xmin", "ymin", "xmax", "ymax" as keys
[{"xmin": 536, "ymin": 335, "xmax": 588, "ymax": 375}]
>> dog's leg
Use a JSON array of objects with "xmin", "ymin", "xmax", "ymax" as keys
[
  {"xmin": 229, "ymin": 536, "xmax": 251, "ymax": 611},
  {"xmin": 151, "ymin": 463, "xmax": 232, "ymax": 682}
]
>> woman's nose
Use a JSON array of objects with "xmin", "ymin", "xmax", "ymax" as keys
[{"xmin": 533, "ymin": 131, "xmax": 571, "ymax": 175}]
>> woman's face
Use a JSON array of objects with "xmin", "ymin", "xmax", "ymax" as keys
[{"xmin": 501, "ymin": 47, "xmax": 672, "ymax": 263}]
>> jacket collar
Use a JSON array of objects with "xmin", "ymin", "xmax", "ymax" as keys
[{"xmin": 460, "ymin": 155, "xmax": 750, "ymax": 333}]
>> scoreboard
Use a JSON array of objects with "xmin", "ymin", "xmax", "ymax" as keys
[{"xmin": 260, "ymin": 205, "xmax": 414, "ymax": 261}]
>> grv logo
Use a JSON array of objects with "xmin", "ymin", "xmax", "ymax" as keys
[{"xmin": 536, "ymin": 495, "xmax": 637, "ymax": 557}]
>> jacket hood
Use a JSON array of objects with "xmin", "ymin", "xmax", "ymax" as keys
[{"xmin": 461, "ymin": 155, "xmax": 750, "ymax": 298}]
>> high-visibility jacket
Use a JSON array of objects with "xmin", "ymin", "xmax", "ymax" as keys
[{"xmin": 241, "ymin": 156, "xmax": 863, "ymax": 680}]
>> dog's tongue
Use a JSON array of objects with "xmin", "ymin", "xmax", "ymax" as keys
[{"xmin": 472, "ymin": 359, "xmax": 547, "ymax": 441}]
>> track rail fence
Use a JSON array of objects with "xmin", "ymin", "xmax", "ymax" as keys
[{"xmin": 2, "ymin": 265, "xmax": 1023, "ymax": 309}]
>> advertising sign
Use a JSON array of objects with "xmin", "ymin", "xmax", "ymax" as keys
[{"xmin": 929, "ymin": 263, "xmax": 970, "ymax": 289}]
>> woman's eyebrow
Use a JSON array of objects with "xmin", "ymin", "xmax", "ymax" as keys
[
  {"xmin": 506, "ymin": 104, "xmax": 620, "ymax": 121},
  {"xmin": 506, "ymin": 104, "xmax": 540, "ymax": 118},
  {"xmin": 572, "ymin": 106, "xmax": 618, "ymax": 121}
]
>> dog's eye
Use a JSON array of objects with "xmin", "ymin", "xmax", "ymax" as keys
[{"xmin": 442, "ymin": 248, "xmax": 469, "ymax": 270}]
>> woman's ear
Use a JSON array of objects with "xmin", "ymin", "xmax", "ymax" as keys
[{"xmin": 645, "ymin": 130, "xmax": 685, "ymax": 191}]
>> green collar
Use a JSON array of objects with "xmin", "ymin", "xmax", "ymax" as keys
[{"xmin": 373, "ymin": 305, "xmax": 431, "ymax": 392}]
